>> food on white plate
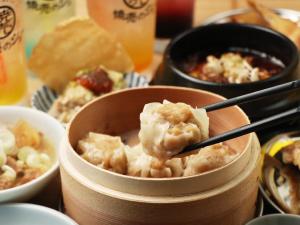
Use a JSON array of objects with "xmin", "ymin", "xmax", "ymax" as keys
[
  {"xmin": 230, "ymin": 0, "xmax": 300, "ymax": 49},
  {"xmin": 48, "ymin": 66, "xmax": 126, "ymax": 123},
  {"xmin": 28, "ymin": 18, "xmax": 134, "ymax": 93},
  {"xmin": 248, "ymin": 0, "xmax": 300, "ymax": 49},
  {"xmin": 0, "ymin": 120, "xmax": 53, "ymax": 190},
  {"xmin": 77, "ymin": 100, "xmax": 240, "ymax": 178}
]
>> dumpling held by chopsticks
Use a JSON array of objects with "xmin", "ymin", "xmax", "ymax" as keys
[{"xmin": 138, "ymin": 100, "xmax": 209, "ymax": 160}]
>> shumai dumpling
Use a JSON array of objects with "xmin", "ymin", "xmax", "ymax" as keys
[
  {"xmin": 78, "ymin": 133, "xmax": 128, "ymax": 174},
  {"xmin": 138, "ymin": 100, "xmax": 209, "ymax": 160},
  {"xmin": 183, "ymin": 143, "xmax": 238, "ymax": 176},
  {"xmin": 126, "ymin": 145, "xmax": 184, "ymax": 178}
]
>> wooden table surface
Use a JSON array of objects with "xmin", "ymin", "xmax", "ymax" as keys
[{"xmin": 26, "ymin": 0, "xmax": 300, "ymax": 210}]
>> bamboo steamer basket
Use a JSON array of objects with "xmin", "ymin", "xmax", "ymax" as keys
[{"xmin": 60, "ymin": 86, "xmax": 261, "ymax": 225}]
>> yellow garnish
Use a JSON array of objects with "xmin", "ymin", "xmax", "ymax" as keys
[{"xmin": 268, "ymin": 139, "xmax": 297, "ymax": 156}]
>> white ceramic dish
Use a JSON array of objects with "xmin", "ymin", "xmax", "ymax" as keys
[
  {"xmin": 246, "ymin": 214, "xmax": 300, "ymax": 225},
  {"xmin": 0, "ymin": 106, "xmax": 64, "ymax": 203},
  {"xmin": 0, "ymin": 203, "xmax": 78, "ymax": 225}
]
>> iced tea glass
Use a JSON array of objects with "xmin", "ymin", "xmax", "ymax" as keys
[
  {"xmin": 155, "ymin": 0, "xmax": 194, "ymax": 52},
  {"xmin": 156, "ymin": 0, "xmax": 194, "ymax": 38},
  {"xmin": 87, "ymin": 0, "xmax": 156, "ymax": 71},
  {"xmin": 0, "ymin": 0, "xmax": 27, "ymax": 105}
]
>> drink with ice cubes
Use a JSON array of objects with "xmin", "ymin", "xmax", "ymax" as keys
[{"xmin": 24, "ymin": 0, "xmax": 75, "ymax": 58}]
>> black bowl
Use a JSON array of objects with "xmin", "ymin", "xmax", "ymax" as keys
[{"xmin": 153, "ymin": 23, "xmax": 299, "ymax": 121}]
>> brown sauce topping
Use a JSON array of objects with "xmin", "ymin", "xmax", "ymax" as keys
[
  {"xmin": 181, "ymin": 49, "xmax": 284, "ymax": 84},
  {"xmin": 74, "ymin": 67, "xmax": 113, "ymax": 95}
]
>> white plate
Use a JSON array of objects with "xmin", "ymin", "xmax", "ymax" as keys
[
  {"xmin": 246, "ymin": 214, "xmax": 300, "ymax": 225},
  {"xmin": 0, "ymin": 203, "xmax": 78, "ymax": 225}
]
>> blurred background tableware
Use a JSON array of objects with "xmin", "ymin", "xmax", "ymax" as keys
[
  {"xmin": 0, "ymin": 0, "xmax": 27, "ymax": 105},
  {"xmin": 0, "ymin": 203, "xmax": 78, "ymax": 225},
  {"xmin": 259, "ymin": 130, "xmax": 300, "ymax": 215},
  {"xmin": 202, "ymin": 8, "xmax": 300, "ymax": 26},
  {"xmin": 23, "ymin": 0, "xmax": 75, "ymax": 59},
  {"xmin": 155, "ymin": 0, "xmax": 195, "ymax": 53},
  {"xmin": 86, "ymin": 0, "xmax": 156, "ymax": 72},
  {"xmin": 60, "ymin": 86, "xmax": 261, "ymax": 225},
  {"xmin": 245, "ymin": 214, "xmax": 300, "ymax": 225},
  {"xmin": 195, "ymin": 0, "xmax": 300, "ymax": 23},
  {"xmin": 152, "ymin": 23, "xmax": 299, "ymax": 121},
  {"xmin": 0, "ymin": 106, "xmax": 64, "ymax": 203},
  {"xmin": 256, "ymin": 193, "xmax": 264, "ymax": 217}
]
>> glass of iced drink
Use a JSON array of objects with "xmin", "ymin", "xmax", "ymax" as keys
[
  {"xmin": 87, "ymin": 0, "xmax": 156, "ymax": 71},
  {"xmin": 0, "ymin": 0, "xmax": 27, "ymax": 105},
  {"xmin": 155, "ymin": 0, "xmax": 194, "ymax": 52},
  {"xmin": 24, "ymin": 0, "xmax": 75, "ymax": 58}
]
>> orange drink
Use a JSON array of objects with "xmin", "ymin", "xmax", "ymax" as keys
[
  {"xmin": 0, "ymin": 0, "xmax": 27, "ymax": 105},
  {"xmin": 87, "ymin": 0, "xmax": 156, "ymax": 71},
  {"xmin": 0, "ymin": 54, "xmax": 6, "ymax": 84}
]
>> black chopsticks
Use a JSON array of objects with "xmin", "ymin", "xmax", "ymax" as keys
[
  {"xmin": 204, "ymin": 79, "xmax": 300, "ymax": 112},
  {"xmin": 181, "ymin": 106, "xmax": 300, "ymax": 154},
  {"xmin": 178, "ymin": 79, "xmax": 300, "ymax": 156}
]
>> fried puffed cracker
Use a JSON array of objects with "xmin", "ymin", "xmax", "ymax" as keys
[
  {"xmin": 28, "ymin": 18, "xmax": 134, "ymax": 93},
  {"xmin": 248, "ymin": 0, "xmax": 300, "ymax": 48},
  {"xmin": 230, "ymin": 11, "xmax": 268, "ymax": 26}
]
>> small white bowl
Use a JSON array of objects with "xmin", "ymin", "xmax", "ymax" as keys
[
  {"xmin": 0, "ymin": 106, "xmax": 64, "ymax": 203},
  {"xmin": 0, "ymin": 203, "xmax": 78, "ymax": 225}
]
